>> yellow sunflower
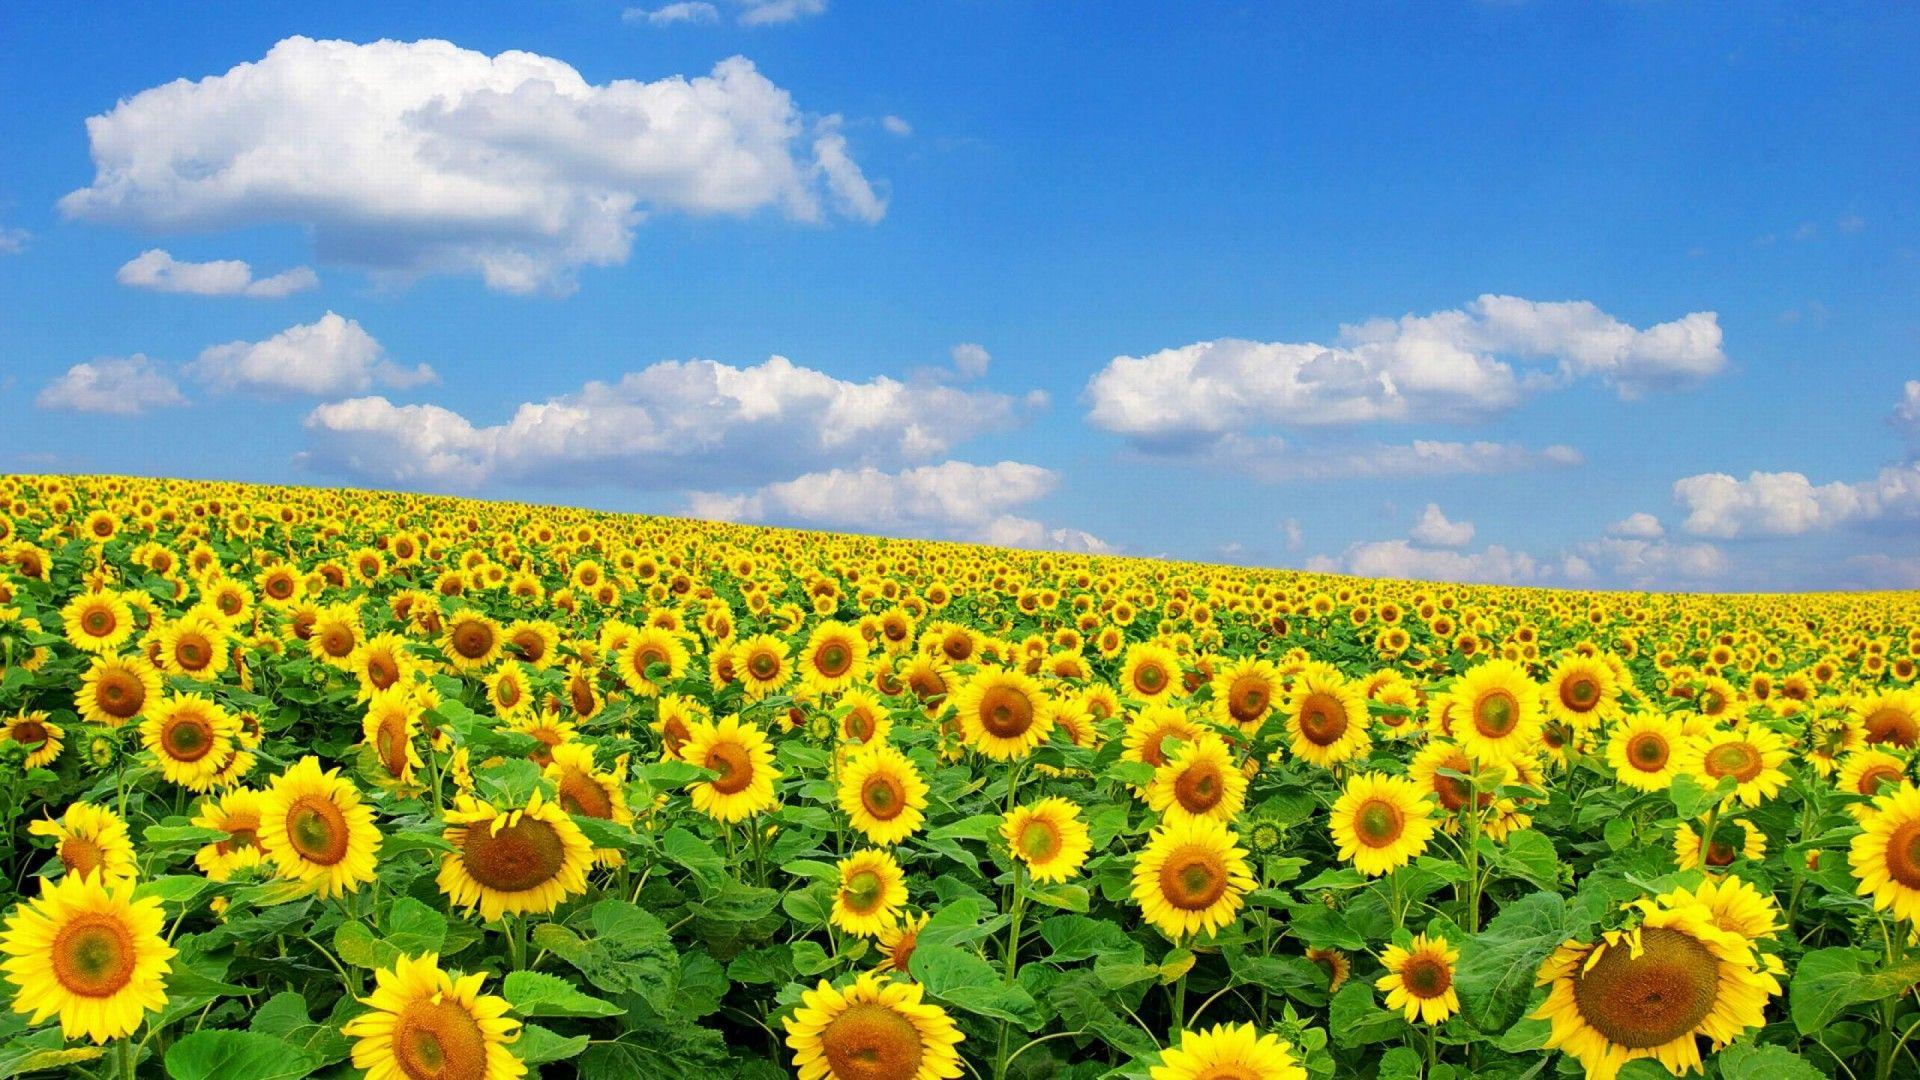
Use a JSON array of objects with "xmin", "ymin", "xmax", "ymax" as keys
[
  {"xmin": 951, "ymin": 667, "xmax": 1052, "ymax": 761},
  {"xmin": 1130, "ymin": 817, "xmax": 1255, "ymax": 940},
  {"xmin": 191, "ymin": 788, "xmax": 267, "ymax": 881},
  {"xmin": 259, "ymin": 756, "xmax": 382, "ymax": 899},
  {"xmin": 362, "ymin": 689, "xmax": 424, "ymax": 785},
  {"xmin": 1533, "ymin": 895, "xmax": 1778, "ymax": 1080},
  {"xmin": 1673, "ymin": 817, "xmax": 1766, "ymax": 870},
  {"xmin": 1329, "ymin": 772, "xmax": 1437, "ymax": 877},
  {"xmin": 1855, "ymin": 688, "xmax": 1920, "ymax": 749},
  {"xmin": 652, "ymin": 694, "xmax": 709, "ymax": 762},
  {"xmin": 733, "ymin": 633, "xmax": 795, "ymax": 701},
  {"xmin": 874, "ymin": 911, "xmax": 929, "ymax": 975},
  {"xmin": 0, "ymin": 874, "xmax": 175, "ymax": 1043},
  {"xmin": 801, "ymin": 621, "xmax": 869, "ymax": 697},
  {"xmin": 1283, "ymin": 665, "xmax": 1371, "ymax": 768},
  {"xmin": 1663, "ymin": 876, "xmax": 1783, "ymax": 941},
  {"xmin": 1376, "ymin": 933, "xmax": 1460, "ymax": 1024},
  {"xmin": 1209, "ymin": 658, "xmax": 1284, "ymax": 734},
  {"xmin": 60, "ymin": 590, "xmax": 134, "ymax": 654},
  {"xmin": 155, "ymin": 612, "xmax": 229, "ymax": 681},
  {"xmin": 683, "ymin": 714, "xmax": 781, "ymax": 822},
  {"xmin": 1544, "ymin": 654, "xmax": 1619, "ymax": 729},
  {"xmin": 1605, "ymin": 713, "xmax": 1691, "ymax": 792},
  {"xmin": 615, "ymin": 626, "xmax": 690, "ymax": 697},
  {"xmin": 543, "ymin": 742, "xmax": 634, "ymax": 864},
  {"xmin": 1148, "ymin": 1022, "xmax": 1307, "ymax": 1080},
  {"xmin": 3, "ymin": 711, "xmax": 61, "ymax": 770},
  {"xmin": 1120, "ymin": 641, "xmax": 1182, "ymax": 703},
  {"xmin": 1144, "ymin": 733, "xmax": 1248, "ymax": 825},
  {"xmin": 1000, "ymin": 797, "xmax": 1092, "ymax": 883},
  {"xmin": 1445, "ymin": 659, "xmax": 1542, "ymax": 765},
  {"xmin": 1850, "ymin": 782, "xmax": 1920, "ymax": 924},
  {"xmin": 838, "ymin": 743, "xmax": 929, "ymax": 846},
  {"xmin": 1837, "ymin": 749, "xmax": 1909, "ymax": 819},
  {"xmin": 831, "ymin": 849, "xmax": 908, "ymax": 938},
  {"xmin": 76, "ymin": 655, "xmax": 162, "ymax": 729},
  {"xmin": 836, "ymin": 688, "xmax": 893, "ymax": 746},
  {"xmin": 441, "ymin": 611, "xmax": 504, "ymax": 672},
  {"xmin": 1674, "ymin": 724, "xmax": 1789, "ymax": 807},
  {"xmin": 141, "ymin": 694, "xmax": 239, "ymax": 792},
  {"xmin": 341, "ymin": 952, "xmax": 525, "ymax": 1080},
  {"xmin": 350, "ymin": 632, "xmax": 414, "ymax": 698},
  {"xmin": 784, "ymin": 971, "xmax": 965, "ymax": 1080},
  {"xmin": 438, "ymin": 791, "xmax": 595, "ymax": 922},
  {"xmin": 28, "ymin": 802, "xmax": 136, "ymax": 885}
]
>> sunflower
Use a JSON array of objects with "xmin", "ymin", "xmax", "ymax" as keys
[
  {"xmin": 155, "ymin": 612, "xmax": 229, "ymax": 681},
  {"xmin": 141, "ymin": 694, "xmax": 240, "ymax": 792},
  {"xmin": 683, "ymin": 714, "xmax": 781, "ymax": 822},
  {"xmin": 652, "ymin": 694, "xmax": 709, "ymax": 762},
  {"xmin": 874, "ymin": 911, "xmax": 929, "ymax": 975},
  {"xmin": 1145, "ymin": 734, "xmax": 1248, "ymax": 825},
  {"xmin": 1328, "ymin": 772, "xmax": 1437, "ymax": 877},
  {"xmin": 1666, "ymin": 876, "xmax": 1784, "ymax": 941},
  {"xmin": 341, "ymin": 952, "xmax": 525, "ymax": 1080},
  {"xmin": 1306, "ymin": 947, "xmax": 1350, "ymax": 992},
  {"xmin": 28, "ymin": 802, "xmax": 136, "ymax": 885},
  {"xmin": 1544, "ymin": 654, "xmax": 1619, "ymax": 729},
  {"xmin": 0, "ymin": 874, "xmax": 175, "ymax": 1043},
  {"xmin": 615, "ymin": 626, "xmax": 689, "ymax": 697},
  {"xmin": 1120, "ymin": 641, "xmax": 1182, "ymax": 703},
  {"xmin": 1148, "ymin": 1022, "xmax": 1307, "ymax": 1080},
  {"xmin": 1850, "ymin": 783, "xmax": 1920, "ymax": 924},
  {"xmin": 1283, "ymin": 665, "xmax": 1370, "ymax": 768},
  {"xmin": 3, "ymin": 711, "xmax": 61, "ymax": 770},
  {"xmin": 485, "ymin": 660, "xmax": 532, "ymax": 718},
  {"xmin": 784, "ymin": 971, "xmax": 965, "ymax": 1080},
  {"xmin": 441, "ymin": 611, "xmax": 503, "ymax": 672},
  {"xmin": 801, "ymin": 621, "xmax": 869, "ymax": 697},
  {"xmin": 1130, "ymin": 817, "xmax": 1255, "ymax": 940},
  {"xmin": 543, "ymin": 743, "xmax": 633, "ymax": 864},
  {"xmin": 734, "ymin": 633, "xmax": 795, "ymax": 701},
  {"xmin": 362, "ymin": 689, "xmax": 423, "ymax": 785},
  {"xmin": 1855, "ymin": 688, "xmax": 1920, "ymax": 748},
  {"xmin": 838, "ymin": 743, "xmax": 929, "ymax": 846},
  {"xmin": 351, "ymin": 632, "xmax": 414, "ymax": 699},
  {"xmin": 1376, "ymin": 933, "xmax": 1460, "ymax": 1024},
  {"xmin": 1673, "ymin": 817, "xmax": 1766, "ymax": 869},
  {"xmin": 1674, "ymin": 724, "xmax": 1789, "ymax": 807},
  {"xmin": 832, "ymin": 849, "xmax": 908, "ymax": 938},
  {"xmin": 1122, "ymin": 704, "xmax": 1202, "ymax": 777},
  {"xmin": 1837, "ymin": 749, "xmax": 1909, "ymax": 818},
  {"xmin": 438, "ymin": 791, "xmax": 595, "ymax": 922},
  {"xmin": 1606, "ymin": 713, "xmax": 1691, "ymax": 792},
  {"xmin": 1407, "ymin": 738, "xmax": 1500, "ymax": 823},
  {"xmin": 836, "ymin": 688, "xmax": 893, "ymax": 746},
  {"xmin": 1533, "ymin": 896, "xmax": 1778, "ymax": 1080},
  {"xmin": 61, "ymin": 590, "xmax": 134, "ymax": 654},
  {"xmin": 191, "ymin": 788, "xmax": 267, "ymax": 881},
  {"xmin": 951, "ymin": 667, "xmax": 1052, "ymax": 761},
  {"xmin": 1446, "ymin": 659, "xmax": 1542, "ymax": 765},
  {"xmin": 1000, "ymin": 797, "xmax": 1091, "ymax": 883},
  {"xmin": 258, "ymin": 756, "xmax": 382, "ymax": 899}
]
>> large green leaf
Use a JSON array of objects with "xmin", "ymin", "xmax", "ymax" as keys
[{"xmin": 165, "ymin": 1031, "xmax": 317, "ymax": 1080}]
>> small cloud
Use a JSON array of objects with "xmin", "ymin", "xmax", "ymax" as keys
[
  {"xmin": 1409, "ymin": 503, "xmax": 1475, "ymax": 548},
  {"xmin": 882, "ymin": 115, "xmax": 912, "ymax": 137},
  {"xmin": 0, "ymin": 227, "xmax": 27, "ymax": 255},
  {"xmin": 117, "ymin": 249, "xmax": 319, "ymax": 298},
  {"xmin": 1837, "ymin": 213, "xmax": 1866, "ymax": 234},
  {"xmin": 191, "ymin": 312, "xmax": 435, "ymax": 398},
  {"xmin": 1607, "ymin": 512, "xmax": 1665, "ymax": 540},
  {"xmin": 626, "ymin": 2, "xmax": 720, "ymax": 25},
  {"xmin": 949, "ymin": 343, "xmax": 990, "ymax": 380},
  {"xmin": 1280, "ymin": 518, "xmax": 1303, "ymax": 551},
  {"xmin": 1793, "ymin": 221, "xmax": 1820, "ymax": 241},
  {"xmin": 36, "ymin": 355, "xmax": 187, "ymax": 415}
]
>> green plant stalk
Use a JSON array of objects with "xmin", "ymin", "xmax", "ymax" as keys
[
  {"xmin": 993, "ymin": 861, "xmax": 1028, "ymax": 1080},
  {"xmin": 1694, "ymin": 801, "xmax": 1720, "ymax": 875}
]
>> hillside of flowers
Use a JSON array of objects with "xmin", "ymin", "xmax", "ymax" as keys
[{"xmin": 0, "ymin": 473, "xmax": 1917, "ymax": 1080}]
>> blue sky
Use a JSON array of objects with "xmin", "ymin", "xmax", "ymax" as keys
[{"xmin": 2, "ymin": 1, "xmax": 1916, "ymax": 590}]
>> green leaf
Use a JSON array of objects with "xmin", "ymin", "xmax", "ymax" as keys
[
  {"xmin": 135, "ymin": 875, "xmax": 212, "ymax": 906},
  {"xmin": 1023, "ymin": 883, "xmax": 1089, "ymax": 912},
  {"xmin": 1714, "ymin": 1043, "xmax": 1826, "ymax": 1080},
  {"xmin": 926, "ymin": 814, "xmax": 1002, "ymax": 842},
  {"xmin": 382, "ymin": 897, "xmax": 447, "ymax": 956},
  {"xmin": 333, "ymin": 919, "xmax": 396, "ymax": 969},
  {"xmin": 165, "ymin": 1030, "xmax": 317, "ymax": 1080},
  {"xmin": 514, "ymin": 1024, "xmax": 592, "ymax": 1065},
  {"xmin": 248, "ymin": 992, "xmax": 353, "ymax": 1066},
  {"xmin": 662, "ymin": 827, "xmax": 725, "ymax": 887},
  {"xmin": 502, "ymin": 970, "xmax": 623, "ymax": 1018},
  {"xmin": 908, "ymin": 944, "xmax": 1041, "ymax": 1028},
  {"xmin": 1789, "ymin": 947, "xmax": 1920, "ymax": 1033},
  {"xmin": 1327, "ymin": 982, "xmax": 1403, "ymax": 1047},
  {"xmin": 1485, "ymin": 829, "xmax": 1562, "ymax": 890},
  {"xmin": 1456, "ymin": 890, "xmax": 1600, "ymax": 1032},
  {"xmin": 1038, "ymin": 914, "xmax": 1134, "ymax": 964}
]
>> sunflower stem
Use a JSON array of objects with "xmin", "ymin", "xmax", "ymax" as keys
[
  {"xmin": 1694, "ymin": 802, "xmax": 1720, "ymax": 875},
  {"xmin": 994, "ymin": 861, "xmax": 1028, "ymax": 1080}
]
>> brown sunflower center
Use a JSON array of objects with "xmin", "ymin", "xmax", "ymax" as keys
[
  {"xmin": 1297, "ymin": 693, "xmax": 1349, "ymax": 746},
  {"xmin": 60, "ymin": 836, "xmax": 105, "ymax": 877},
  {"xmin": 393, "ymin": 997, "xmax": 491, "ymax": 1080},
  {"xmin": 1173, "ymin": 763, "xmax": 1224, "ymax": 814},
  {"xmin": 460, "ymin": 816, "xmax": 567, "ymax": 893},
  {"xmin": 1401, "ymin": 954, "xmax": 1452, "ymax": 998},
  {"xmin": 1561, "ymin": 676, "xmax": 1599, "ymax": 711},
  {"xmin": 1856, "ymin": 764, "xmax": 1901, "ymax": 797},
  {"xmin": 816, "ymin": 641, "xmax": 853, "ymax": 678},
  {"xmin": 285, "ymin": 794, "xmax": 351, "ymax": 866},
  {"xmin": 632, "ymin": 646, "xmax": 667, "ymax": 678},
  {"xmin": 860, "ymin": 774, "xmax": 905, "ymax": 821},
  {"xmin": 888, "ymin": 928, "xmax": 919, "ymax": 972},
  {"xmin": 1018, "ymin": 818, "xmax": 1062, "ymax": 862},
  {"xmin": 705, "ymin": 740, "xmax": 756, "ymax": 796},
  {"xmin": 1864, "ymin": 709, "xmax": 1919, "ymax": 748},
  {"xmin": 1627, "ymin": 732, "xmax": 1670, "ymax": 772},
  {"xmin": 841, "ymin": 869, "xmax": 886, "ymax": 914},
  {"xmin": 50, "ymin": 915, "xmax": 137, "ymax": 998},
  {"xmin": 845, "ymin": 710, "xmax": 878, "ymax": 743},
  {"xmin": 558, "ymin": 770, "xmax": 614, "ymax": 819},
  {"xmin": 1132, "ymin": 661, "xmax": 1168, "ymax": 695},
  {"xmin": 366, "ymin": 654, "xmax": 399, "ymax": 690},
  {"xmin": 318, "ymin": 627, "xmax": 354, "ymax": 659},
  {"xmin": 1703, "ymin": 741, "xmax": 1763, "ymax": 783},
  {"xmin": 96, "ymin": 670, "xmax": 145, "ymax": 718},
  {"xmin": 1474, "ymin": 690, "xmax": 1520, "ymax": 738},
  {"xmin": 748, "ymin": 651, "xmax": 780, "ymax": 680},
  {"xmin": 1159, "ymin": 847, "xmax": 1229, "ymax": 911},
  {"xmin": 376, "ymin": 715, "xmax": 410, "ymax": 778},
  {"xmin": 1354, "ymin": 798, "xmax": 1406, "ymax": 847},
  {"xmin": 175, "ymin": 634, "xmax": 212, "ymax": 669},
  {"xmin": 82, "ymin": 608, "xmax": 116, "ymax": 637},
  {"xmin": 977, "ymin": 685, "xmax": 1035, "ymax": 739},
  {"xmin": 9, "ymin": 720, "xmax": 48, "ymax": 746},
  {"xmin": 1227, "ymin": 676, "xmax": 1271, "ymax": 724},
  {"xmin": 1571, "ymin": 927, "xmax": 1721, "ymax": 1049},
  {"xmin": 216, "ymin": 823, "xmax": 259, "ymax": 855},
  {"xmin": 162, "ymin": 715, "xmax": 216, "ymax": 763},
  {"xmin": 451, "ymin": 623, "xmax": 495, "ymax": 660},
  {"xmin": 820, "ymin": 1001, "xmax": 925, "ymax": 1080},
  {"xmin": 1886, "ymin": 819, "xmax": 1920, "ymax": 889}
]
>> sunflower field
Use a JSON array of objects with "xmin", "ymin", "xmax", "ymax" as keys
[{"xmin": 0, "ymin": 474, "xmax": 1918, "ymax": 1080}]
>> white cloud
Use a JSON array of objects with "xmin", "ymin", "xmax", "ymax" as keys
[
  {"xmin": 61, "ymin": 38, "xmax": 879, "ymax": 293},
  {"xmin": 116, "ymin": 249, "xmax": 318, "ymax": 298},
  {"xmin": 882, "ymin": 115, "xmax": 912, "ymax": 137},
  {"xmin": 1410, "ymin": 503, "xmax": 1474, "ymax": 547},
  {"xmin": 1307, "ymin": 540, "xmax": 1562, "ymax": 586},
  {"xmin": 1176, "ymin": 435, "xmax": 1580, "ymax": 483},
  {"xmin": 1570, "ymin": 536, "xmax": 1727, "ymax": 587},
  {"xmin": 36, "ymin": 356, "xmax": 187, "ymax": 415},
  {"xmin": 191, "ymin": 313, "xmax": 436, "ymax": 398},
  {"xmin": 687, "ymin": 459, "xmax": 1108, "ymax": 551},
  {"xmin": 1672, "ymin": 469, "xmax": 1880, "ymax": 538},
  {"xmin": 736, "ymin": 0, "xmax": 826, "ymax": 25},
  {"xmin": 624, "ymin": 0, "xmax": 824, "ymax": 25},
  {"xmin": 0, "ymin": 226, "xmax": 26, "ymax": 255},
  {"xmin": 1895, "ymin": 380, "xmax": 1920, "ymax": 450},
  {"xmin": 1607, "ymin": 512, "xmax": 1665, "ymax": 539},
  {"xmin": 949, "ymin": 343, "xmax": 991, "ymax": 380},
  {"xmin": 1848, "ymin": 554, "xmax": 1920, "ymax": 589},
  {"xmin": 1087, "ymin": 295, "xmax": 1725, "ymax": 445},
  {"xmin": 298, "ymin": 398, "xmax": 495, "ymax": 490},
  {"xmin": 300, "ymin": 354, "xmax": 1036, "ymax": 491},
  {"xmin": 630, "ymin": 2, "xmax": 720, "ymax": 24},
  {"xmin": 1281, "ymin": 518, "xmax": 1303, "ymax": 551}
]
